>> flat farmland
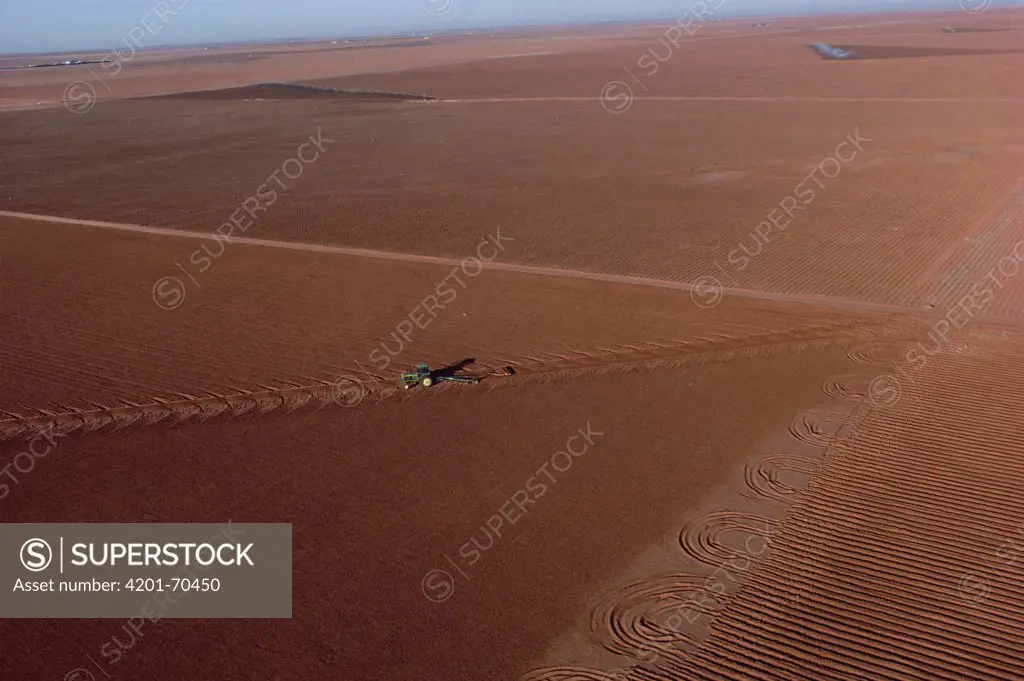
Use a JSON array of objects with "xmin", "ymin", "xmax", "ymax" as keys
[
  {"xmin": 1, "ymin": 93, "xmax": 1020, "ymax": 312},
  {"xmin": 0, "ymin": 32, "xmax": 621, "ymax": 111},
  {"xmin": 0, "ymin": 214, "xmax": 894, "ymax": 437},
  {"xmin": 316, "ymin": 18, "xmax": 1024, "ymax": 100},
  {"xmin": 523, "ymin": 328, "xmax": 1024, "ymax": 681},
  {"xmin": 3, "ymin": 10, "xmax": 1024, "ymax": 681},
  {"xmin": 0, "ymin": 341, "xmax": 866, "ymax": 681}
]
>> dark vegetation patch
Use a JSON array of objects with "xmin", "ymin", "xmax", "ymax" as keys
[{"xmin": 152, "ymin": 82, "xmax": 438, "ymax": 101}]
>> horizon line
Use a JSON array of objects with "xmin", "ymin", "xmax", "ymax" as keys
[{"xmin": 2, "ymin": 4, "xmax": 1018, "ymax": 58}]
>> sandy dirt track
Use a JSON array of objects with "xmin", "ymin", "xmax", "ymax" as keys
[{"xmin": 0, "ymin": 210, "xmax": 927, "ymax": 316}]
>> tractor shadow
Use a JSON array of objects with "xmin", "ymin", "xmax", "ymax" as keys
[
  {"xmin": 435, "ymin": 358, "xmax": 477, "ymax": 378},
  {"xmin": 435, "ymin": 358, "xmax": 516, "ymax": 382}
]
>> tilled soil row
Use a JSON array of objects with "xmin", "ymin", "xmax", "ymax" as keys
[{"xmin": 0, "ymin": 321, "xmax": 902, "ymax": 443}]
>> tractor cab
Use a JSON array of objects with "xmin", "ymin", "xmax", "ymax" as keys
[{"xmin": 400, "ymin": 363, "xmax": 434, "ymax": 389}]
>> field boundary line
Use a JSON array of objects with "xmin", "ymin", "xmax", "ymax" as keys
[
  {"xmin": 439, "ymin": 96, "xmax": 1024, "ymax": 103},
  {"xmin": 0, "ymin": 210, "xmax": 928, "ymax": 317},
  {"xmin": 0, "ymin": 322, "xmax": 894, "ymax": 443}
]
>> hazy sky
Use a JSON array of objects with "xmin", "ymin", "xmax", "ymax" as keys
[{"xmin": 1, "ymin": 0, "xmax": 1018, "ymax": 54}]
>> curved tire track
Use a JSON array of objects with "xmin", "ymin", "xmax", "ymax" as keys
[{"xmin": 744, "ymin": 454, "xmax": 818, "ymax": 501}]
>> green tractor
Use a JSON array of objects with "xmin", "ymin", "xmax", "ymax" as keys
[
  {"xmin": 399, "ymin": 363, "xmax": 479, "ymax": 389},
  {"xmin": 399, "ymin": 362, "xmax": 514, "ymax": 389}
]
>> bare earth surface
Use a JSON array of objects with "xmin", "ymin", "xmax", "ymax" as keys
[{"xmin": 1, "ymin": 9, "xmax": 1023, "ymax": 681}]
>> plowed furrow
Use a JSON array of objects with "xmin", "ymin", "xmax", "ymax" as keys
[{"xmin": 0, "ymin": 324, "xmax": 880, "ymax": 442}]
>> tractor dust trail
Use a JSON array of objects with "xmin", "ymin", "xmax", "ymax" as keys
[{"xmin": 0, "ymin": 210, "xmax": 929, "ymax": 318}]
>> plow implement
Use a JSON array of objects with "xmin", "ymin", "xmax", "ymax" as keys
[{"xmin": 399, "ymin": 362, "xmax": 515, "ymax": 389}]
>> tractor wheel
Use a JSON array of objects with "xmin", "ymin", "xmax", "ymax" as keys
[{"xmin": 421, "ymin": 377, "xmax": 434, "ymax": 388}]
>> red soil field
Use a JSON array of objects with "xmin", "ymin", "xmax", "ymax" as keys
[
  {"xmin": 0, "ymin": 214, "xmax": 895, "ymax": 435},
  {"xmin": 523, "ymin": 330, "xmax": 1024, "ymax": 681},
  {"xmin": 0, "ymin": 31, "xmax": 622, "ymax": 112},
  {"xmin": 0, "ymin": 105, "xmax": 1019, "ymax": 314},
  {"xmin": 2, "ymin": 9, "xmax": 1024, "ymax": 681},
  {"xmin": 1, "ymin": 14, "xmax": 1021, "ymax": 315},
  {"xmin": 0, "ymin": 342, "xmax": 874, "ymax": 681}
]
